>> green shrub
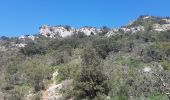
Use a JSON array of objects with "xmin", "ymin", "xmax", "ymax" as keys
[
  {"xmin": 146, "ymin": 93, "xmax": 167, "ymax": 100},
  {"xmin": 57, "ymin": 63, "xmax": 79, "ymax": 82},
  {"xmin": 117, "ymin": 85, "xmax": 129, "ymax": 100},
  {"xmin": 73, "ymin": 48, "xmax": 110, "ymax": 99},
  {"xmin": 161, "ymin": 60, "xmax": 170, "ymax": 70},
  {"xmin": 93, "ymin": 37, "xmax": 121, "ymax": 59},
  {"xmin": 20, "ymin": 42, "xmax": 46, "ymax": 56},
  {"xmin": 99, "ymin": 26, "xmax": 110, "ymax": 36}
]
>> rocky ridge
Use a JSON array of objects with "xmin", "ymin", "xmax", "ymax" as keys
[
  {"xmin": 1, "ymin": 16, "xmax": 169, "ymax": 48},
  {"xmin": 38, "ymin": 16, "xmax": 170, "ymax": 38}
]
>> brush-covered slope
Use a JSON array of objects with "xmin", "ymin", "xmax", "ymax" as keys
[{"xmin": 0, "ymin": 15, "xmax": 170, "ymax": 100}]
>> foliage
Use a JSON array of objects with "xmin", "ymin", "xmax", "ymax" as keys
[
  {"xmin": 20, "ymin": 42, "xmax": 46, "ymax": 56},
  {"xmin": 57, "ymin": 63, "xmax": 79, "ymax": 82},
  {"xmin": 1, "ymin": 16, "xmax": 170, "ymax": 99},
  {"xmin": 73, "ymin": 48, "xmax": 110, "ymax": 99},
  {"xmin": 93, "ymin": 37, "xmax": 121, "ymax": 59},
  {"xmin": 22, "ymin": 59, "xmax": 53, "ymax": 91},
  {"xmin": 117, "ymin": 85, "xmax": 129, "ymax": 100},
  {"xmin": 99, "ymin": 26, "xmax": 111, "ymax": 36}
]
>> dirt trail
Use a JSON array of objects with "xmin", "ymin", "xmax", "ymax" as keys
[{"xmin": 41, "ymin": 70, "xmax": 63, "ymax": 100}]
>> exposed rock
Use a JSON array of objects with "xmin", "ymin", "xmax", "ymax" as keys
[
  {"xmin": 106, "ymin": 29, "xmax": 119, "ymax": 37},
  {"xmin": 153, "ymin": 24, "xmax": 170, "ymax": 32},
  {"xmin": 28, "ymin": 35, "xmax": 35, "ymax": 40},
  {"xmin": 39, "ymin": 25, "xmax": 75, "ymax": 38},
  {"xmin": 143, "ymin": 67, "xmax": 151, "ymax": 73},
  {"xmin": 106, "ymin": 26, "xmax": 145, "ymax": 37},
  {"xmin": 38, "ymin": 16, "xmax": 170, "ymax": 38},
  {"xmin": 19, "ymin": 35, "xmax": 36, "ymax": 40},
  {"xmin": 162, "ymin": 19, "xmax": 170, "ymax": 24},
  {"xmin": 19, "ymin": 35, "xmax": 25, "ymax": 39},
  {"xmin": 15, "ymin": 43, "xmax": 27, "ymax": 47},
  {"xmin": 120, "ymin": 26, "xmax": 145, "ymax": 33},
  {"xmin": 143, "ymin": 16, "xmax": 151, "ymax": 19},
  {"xmin": 39, "ymin": 25, "xmax": 101, "ymax": 38},
  {"xmin": 78, "ymin": 26, "xmax": 100, "ymax": 35}
]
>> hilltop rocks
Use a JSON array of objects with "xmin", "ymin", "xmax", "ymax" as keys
[
  {"xmin": 19, "ymin": 35, "xmax": 36, "ymax": 40},
  {"xmin": 38, "ymin": 16, "xmax": 170, "ymax": 38},
  {"xmin": 153, "ymin": 18, "xmax": 170, "ymax": 32},
  {"xmin": 153, "ymin": 24, "xmax": 170, "ymax": 32},
  {"xmin": 39, "ymin": 25, "xmax": 100, "ymax": 38},
  {"xmin": 106, "ymin": 26, "xmax": 145, "ymax": 37},
  {"xmin": 39, "ymin": 25, "xmax": 75, "ymax": 38},
  {"xmin": 120, "ymin": 26, "xmax": 145, "ymax": 33},
  {"xmin": 78, "ymin": 27, "xmax": 100, "ymax": 35}
]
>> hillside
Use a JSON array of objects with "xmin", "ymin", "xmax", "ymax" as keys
[{"xmin": 0, "ymin": 15, "xmax": 170, "ymax": 100}]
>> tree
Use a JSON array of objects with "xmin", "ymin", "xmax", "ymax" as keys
[
  {"xmin": 64, "ymin": 25, "xmax": 71, "ymax": 31},
  {"xmin": 99, "ymin": 26, "xmax": 110, "ymax": 36},
  {"xmin": 73, "ymin": 48, "xmax": 110, "ymax": 99},
  {"xmin": 0, "ymin": 36, "xmax": 9, "ymax": 41}
]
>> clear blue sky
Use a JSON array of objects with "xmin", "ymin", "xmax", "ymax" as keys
[{"xmin": 0, "ymin": 0, "xmax": 170, "ymax": 37}]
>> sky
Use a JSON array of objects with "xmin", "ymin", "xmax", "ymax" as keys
[{"xmin": 0, "ymin": 0, "xmax": 170, "ymax": 37}]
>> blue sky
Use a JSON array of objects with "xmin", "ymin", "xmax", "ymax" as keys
[{"xmin": 0, "ymin": 0, "xmax": 170, "ymax": 37}]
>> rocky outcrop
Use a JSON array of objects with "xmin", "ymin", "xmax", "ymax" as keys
[
  {"xmin": 15, "ymin": 43, "xmax": 27, "ymax": 48},
  {"xmin": 38, "ymin": 16, "xmax": 170, "ymax": 38},
  {"xmin": 153, "ymin": 24, "xmax": 170, "ymax": 32},
  {"xmin": 19, "ymin": 35, "xmax": 36, "ymax": 40},
  {"xmin": 78, "ymin": 26, "xmax": 100, "ymax": 35},
  {"xmin": 39, "ymin": 25, "xmax": 100, "ymax": 38},
  {"xmin": 39, "ymin": 25, "xmax": 75, "ymax": 38},
  {"xmin": 106, "ymin": 26, "xmax": 145, "ymax": 37},
  {"xmin": 120, "ymin": 26, "xmax": 145, "ymax": 33}
]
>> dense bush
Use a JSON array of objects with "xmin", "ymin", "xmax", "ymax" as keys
[
  {"xmin": 73, "ymin": 48, "xmax": 110, "ymax": 99},
  {"xmin": 93, "ymin": 37, "xmax": 121, "ymax": 59},
  {"xmin": 158, "ymin": 31, "xmax": 170, "ymax": 41},
  {"xmin": 20, "ymin": 42, "xmax": 46, "ymax": 56}
]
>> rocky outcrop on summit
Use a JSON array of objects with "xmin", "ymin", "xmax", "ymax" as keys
[
  {"xmin": 153, "ymin": 24, "xmax": 170, "ymax": 32},
  {"xmin": 39, "ymin": 16, "xmax": 170, "ymax": 38},
  {"xmin": 131, "ymin": 15, "xmax": 170, "ymax": 32},
  {"xmin": 78, "ymin": 27, "xmax": 100, "ymax": 35},
  {"xmin": 153, "ymin": 18, "xmax": 170, "ymax": 32},
  {"xmin": 19, "ymin": 35, "xmax": 36, "ymax": 40},
  {"xmin": 39, "ymin": 25, "xmax": 100, "ymax": 38},
  {"xmin": 39, "ymin": 25, "xmax": 75, "ymax": 38}
]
